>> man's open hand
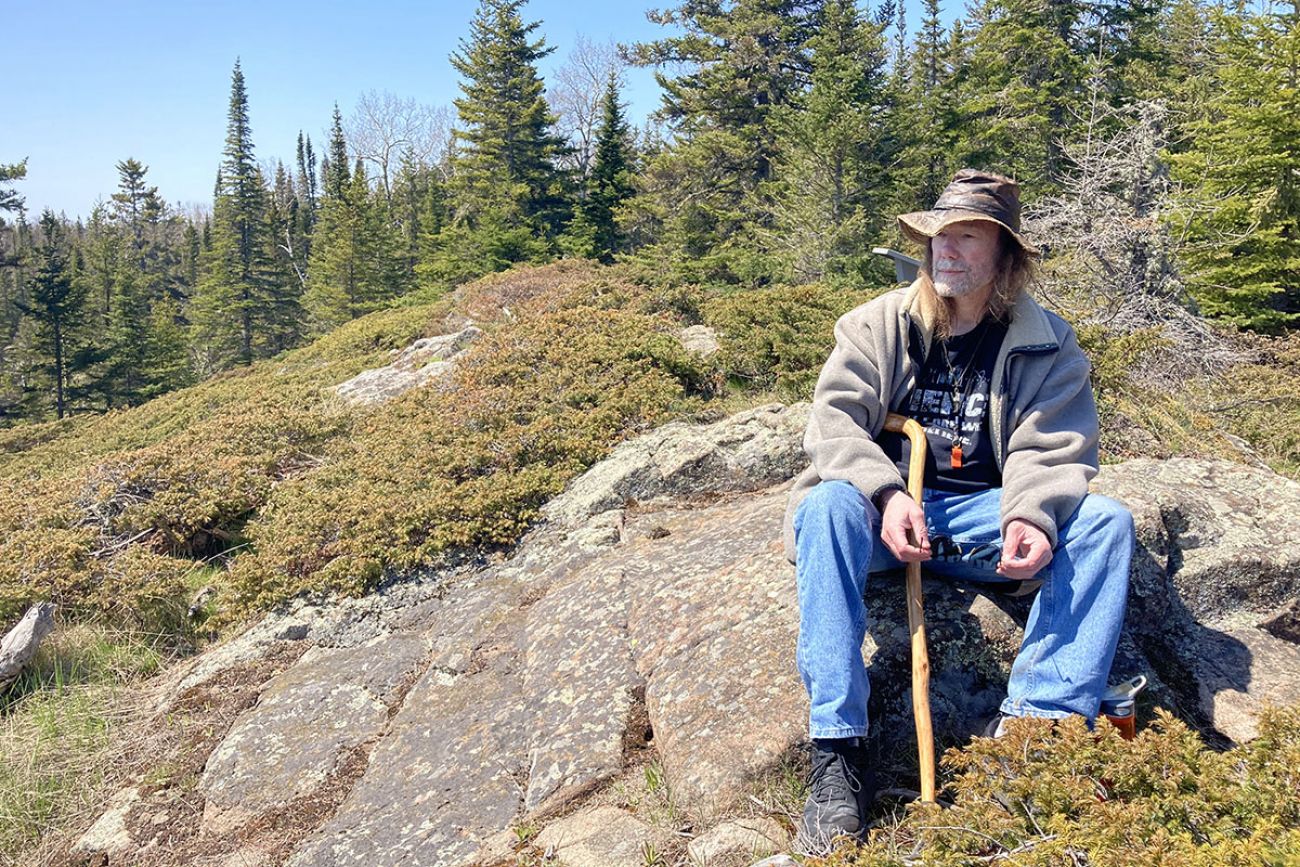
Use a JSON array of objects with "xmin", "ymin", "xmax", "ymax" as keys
[
  {"xmin": 879, "ymin": 488, "xmax": 931, "ymax": 562},
  {"xmin": 997, "ymin": 518, "xmax": 1052, "ymax": 579}
]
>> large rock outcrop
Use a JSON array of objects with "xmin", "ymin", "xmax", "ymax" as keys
[
  {"xmin": 76, "ymin": 402, "xmax": 1300, "ymax": 866},
  {"xmin": 1091, "ymin": 459, "xmax": 1300, "ymax": 742}
]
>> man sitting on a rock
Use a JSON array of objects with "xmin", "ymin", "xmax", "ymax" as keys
[{"xmin": 781, "ymin": 169, "xmax": 1135, "ymax": 847}]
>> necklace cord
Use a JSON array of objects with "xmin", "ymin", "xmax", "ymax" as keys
[{"xmin": 940, "ymin": 319, "xmax": 992, "ymax": 453}]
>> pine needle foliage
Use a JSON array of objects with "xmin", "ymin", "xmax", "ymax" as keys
[
  {"xmin": 702, "ymin": 282, "xmax": 883, "ymax": 400},
  {"xmin": 809, "ymin": 707, "xmax": 1300, "ymax": 866},
  {"xmin": 1168, "ymin": 3, "xmax": 1300, "ymax": 331}
]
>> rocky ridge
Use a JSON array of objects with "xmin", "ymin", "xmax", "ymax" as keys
[{"xmin": 69, "ymin": 401, "xmax": 1300, "ymax": 866}]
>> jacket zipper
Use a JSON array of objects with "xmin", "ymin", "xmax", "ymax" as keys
[{"xmin": 991, "ymin": 344, "xmax": 1058, "ymax": 470}]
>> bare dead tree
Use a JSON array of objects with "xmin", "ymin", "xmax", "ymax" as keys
[
  {"xmin": 426, "ymin": 107, "xmax": 455, "ymax": 183},
  {"xmin": 279, "ymin": 224, "xmax": 308, "ymax": 289},
  {"xmin": 547, "ymin": 36, "xmax": 626, "ymax": 177},
  {"xmin": 1025, "ymin": 93, "xmax": 1246, "ymax": 385},
  {"xmin": 345, "ymin": 91, "xmax": 453, "ymax": 204}
]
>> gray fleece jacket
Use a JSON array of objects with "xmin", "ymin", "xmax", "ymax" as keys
[{"xmin": 781, "ymin": 280, "xmax": 1100, "ymax": 563}]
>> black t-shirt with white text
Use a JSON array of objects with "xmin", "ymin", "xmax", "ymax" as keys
[{"xmin": 879, "ymin": 317, "xmax": 1007, "ymax": 494}]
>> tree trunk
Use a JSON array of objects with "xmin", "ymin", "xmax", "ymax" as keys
[{"xmin": 54, "ymin": 320, "xmax": 65, "ymax": 419}]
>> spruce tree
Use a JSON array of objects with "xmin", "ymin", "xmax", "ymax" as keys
[
  {"xmin": 182, "ymin": 221, "xmax": 201, "ymax": 291},
  {"xmin": 144, "ymin": 296, "xmax": 195, "ymax": 395},
  {"xmin": 224, "ymin": 60, "xmax": 269, "ymax": 363},
  {"xmin": 103, "ymin": 159, "xmax": 169, "ymax": 404},
  {"xmin": 425, "ymin": 0, "xmax": 567, "ymax": 284},
  {"xmin": 190, "ymin": 61, "xmax": 291, "ymax": 368},
  {"xmin": 394, "ymin": 148, "xmax": 446, "ymax": 288},
  {"xmin": 892, "ymin": 0, "xmax": 908, "ymax": 73},
  {"xmin": 59, "ymin": 210, "xmax": 117, "ymax": 411},
  {"xmin": 0, "ymin": 160, "xmax": 24, "ymax": 217},
  {"xmin": 86, "ymin": 182, "xmax": 194, "ymax": 406},
  {"xmin": 266, "ymin": 161, "xmax": 306, "ymax": 351},
  {"xmin": 450, "ymin": 0, "xmax": 566, "ymax": 224},
  {"xmin": 565, "ymin": 73, "xmax": 635, "ymax": 262},
  {"xmin": 1170, "ymin": 2, "xmax": 1300, "ymax": 329},
  {"xmin": 762, "ymin": 0, "xmax": 892, "ymax": 284},
  {"xmin": 325, "ymin": 106, "xmax": 350, "ymax": 201},
  {"xmin": 18, "ymin": 212, "xmax": 87, "ymax": 418},
  {"xmin": 1156, "ymin": 0, "xmax": 1222, "ymax": 151},
  {"xmin": 888, "ymin": 0, "xmax": 961, "ymax": 215},
  {"xmin": 110, "ymin": 159, "xmax": 162, "ymax": 250},
  {"xmin": 82, "ymin": 205, "xmax": 117, "ymax": 327},
  {"xmin": 366, "ymin": 169, "xmax": 411, "ymax": 303},
  {"xmin": 306, "ymin": 160, "xmax": 404, "ymax": 330},
  {"xmin": 956, "ymin": 0, "xmax": 1087, "ymax": 194},
  {"xmin": 190, "ymin": 192, "xmax": 244, "ymax": 375},
  {"xmin": 304, "ymin": 194, "xmax": 357, "ymax": 330},
  {"xmin": 0, "ymin": 209, "xmax": 32, "ymax": 419},
  {"xmin": 105, "ymin": 261, "xmax": 152, "ymax": 403},
  {"xmin": 0, "ymin": 161, "xmax": 26, "ymax": 272},
  {"xmin": 1076, "ymin": 0, "xmax": 1167, "ymax": 105},
  {"xmin": 623, "ymin": 0, "xmax": 820, "ymax": 283},
  {"xmin": 296, "ymin": 131, "xmax": 319, "ymax": 236}
]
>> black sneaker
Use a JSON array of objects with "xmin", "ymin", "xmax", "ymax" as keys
[{"xmin": 797, "ymin": 737, "xmax": 877, "ymax": 852}]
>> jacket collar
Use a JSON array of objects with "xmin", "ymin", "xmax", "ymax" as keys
[
  {"xmin": 1002, "ymin": 289, "xmax": 1060, "ymax": 354},
  {"xmin": 902, "ymin": 279, "xmax": 1059, "ymax": 357}
]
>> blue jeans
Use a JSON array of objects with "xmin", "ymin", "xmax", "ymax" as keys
[{"xmin": 794, "ymin": 480, "xmax": 1133, "ymax": 739}]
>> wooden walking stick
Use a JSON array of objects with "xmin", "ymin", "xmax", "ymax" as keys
[{"xmin": 883, "ymin": 412, "xmax": 936, "ymax": 804}]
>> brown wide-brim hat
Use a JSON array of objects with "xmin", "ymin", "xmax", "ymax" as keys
[{"xmin": 897, "ymin": 168, "xmax": 1040, "ymax": 256}]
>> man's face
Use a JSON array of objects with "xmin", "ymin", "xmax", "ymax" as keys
[{"xmin": 930, "ymin": 220, "xmax": 1003, "ymax": 300}]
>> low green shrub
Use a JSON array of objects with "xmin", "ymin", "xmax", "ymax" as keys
[
  {"xmin": 702, "ymin": 283, "xmax": 881, "ymax": 401},
  {"xmin": 226, "ymin": 278, "xmax": 712, "ymax": 613},
  {"xmin": 813, "ymin": 706, "xmax": 1300, "ymax": 866},
  {"xmin": 0, "ymin": 263, "xmax": 717, "ymax": 627},
  {"xmin": 0, "ymin": 300, "xmax": 447, "ymax": 628}
]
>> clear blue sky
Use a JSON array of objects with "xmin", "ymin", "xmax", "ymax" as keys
[{"xmin": 7, "ymin": 0, "xmax": 948, "ymax": 221}]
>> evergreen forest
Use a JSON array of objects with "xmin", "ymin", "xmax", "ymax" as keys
[{"xmin": 2, "ymin": 0, "xmax": 1298, "ymax": 425}]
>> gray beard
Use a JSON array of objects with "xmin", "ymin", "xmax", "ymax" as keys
[{"xmin": 933, "ymin": 277, "xmax": 984, "ymax": 298}]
